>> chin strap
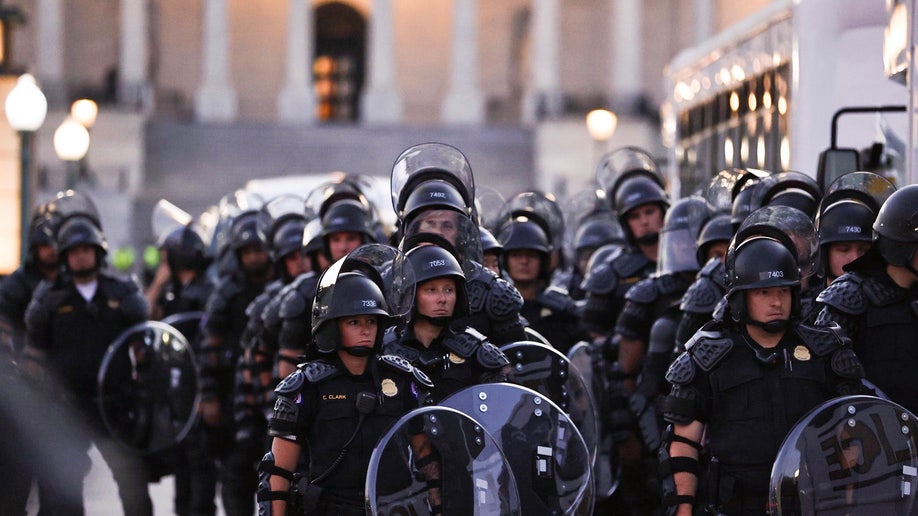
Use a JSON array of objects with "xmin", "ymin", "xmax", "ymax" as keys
[
  {"xmin": 341, "ymin": 346, "xmax": 374, "ymax": 357},
  {"xmin": 634, "ymin": 232, "xmax": 660, "ymax": 246},
  {"xmin": 414, "ymin": 312, "xmax": 452, "ymax": 328},
  {"xmin": 747, "ymin": 318, "xmax": 790, "ymax": 334}
]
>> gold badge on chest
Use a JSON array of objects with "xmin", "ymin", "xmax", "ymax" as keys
[
  {"xmin": 448, "ymin": 352, "xmax": 466, "ymax": 364},
  {"xmin": 381, "ymin": 378, "xmax": 398, "ymax": 397},
  {"xmin": 793, "ymin": 345, "xmax": 811, "ymax": 361}
]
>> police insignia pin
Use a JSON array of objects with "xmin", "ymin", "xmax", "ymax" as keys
[
  {"xmin": 448, "ymin": 352, "xmax": 465, "ymax": 364},
  {"xmin": 793, "ymin": 345, "xmax": 810, "ymax": 361},
  {"xmin": 381, "ymin": 378, "xmax": 398, "ymax": 397}
]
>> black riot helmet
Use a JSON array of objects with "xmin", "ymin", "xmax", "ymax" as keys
[
  {"xmin": 311, "ymin": 245, "xmax": 414, "ymax": 355},
  {"xmin": 479, "ymin": 226, "xmax": 502, "ymax": 257},
  {"xmin": 391, "ymin": 142, "xmax": 476, "ymax": 221},
  {"xmin": 496, "ymin": 191, "xmax": 566, "ymax": 260},
  {"xmin": 657, "ymin": 196, "xmax": 713, "ymax": 275},
  {"xmin": 573, "ymin": 216, "xmax": 625, "ymax": 260},
  {"xmin": 320, "ymin": 199, "xmax": 375, "ymax": 242},
  {"xmin": 695, "ymin": 213, "xmax": 734, "ymax": 267},
  {"xmin": 734, "ymin": 205, "xmax": 818, "ymax": 280},
  {"xmin": 229, "ymin": 211, "xmax": 265, "ymax": 253},
  {"xmin": 406, "ymin": 244, "xmax": 469, "ymax": 320},
  {"xmin": 256, "ymin": 194, "xmax": 309, "ymax": 262},
  {"xmin": 729, "ymin": 168, "xmax": 772, "ymax": 228},
  {"xmin": 873, "ymin": 184, "xmax": 918, "ymax": 270},
  {"xmin": 301, "ymin": 218, "xmax": 325, "ymax": 262},
  {"xmin": 749, "ymin": 171, "xmax": 823, "ymax": 219},
  {"xmin": 725, "ymin": 235, "xmax": 801, "ymax": 327},
  {"xmin": 595, "ymin": 147, "xmax": 668, "ymax": 223},
  {"xmin": 498, "ymin": 217, "xmax": 552, "ymax": 281},
  {"xmin": 160, "ymin": 226, "xmax": 210, "ymax": 273},
  {"xmin": 57, "ymin": 214, "xmax": 108, "ymax": 275},
  {"xmin": 703, "ymin": 168, "xmax": 749, "ymax": 213}
]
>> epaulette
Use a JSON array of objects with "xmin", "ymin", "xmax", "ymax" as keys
[
  {"xmin": 379, "ymin": 354, "xmax": 434, "ymax": 388},
  {"xmin": 300, "ymin": 360, "xmax": 343, "ymax": 383},
  {"xmin": 685, "ymin": 326, "xmax": 733, "ymax": 371},
  {"xmin": 612, "ymin": 250, "xmax": 651, "ymax": 278},
  {"xmin": 815, "ymin": 273, "xmax": 868, "ymax": 315},
  {"xmin": 625, "ymin": 277, "xmax": 659, "ymax": 304}
]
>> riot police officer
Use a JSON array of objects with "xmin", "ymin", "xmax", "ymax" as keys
[
  {"xmin": 199, "ymin": 206, "xmax": 272, "ymax": 516},
  {"xmin": 661, "ymin": 235, "xmax": 868, "ymax": 515},
  {"xmin": 815, "ymin": 184, "xmax": 918, "ymax": 415},
  {"xmin": 24, "ymin": 209, "xmax": 153, "ymax": 515},
  {"xmin": 383, "ymin": 244, "xmax": 509, "ymax": 403},
  {"xmin": 146, "ymin": 224, "xmax": 213, "ymax": 319},
  {"xmin": 391, "ymin": 142, "xmax": 527, "ymax": 345},
  {"xmin": 259, "ymin": 246, "xmax": 431, "ymax": 516}
]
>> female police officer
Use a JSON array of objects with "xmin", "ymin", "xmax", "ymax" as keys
[{"xmin": 258, "ymin": 245, "xmax": 432, "ymax": 515}]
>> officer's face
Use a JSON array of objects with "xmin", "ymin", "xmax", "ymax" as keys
[
  {"xmin": 415, "ymin": 210, "xmax": 460, "ymax": 246},
  {"xmin": 745, "ymin": 286, "xmax": 792, "ymax": 322},
  {"xmin": 66, "ymin": 244, "xmax": 97, "ymax": 274},
  {"xmin": 283, "ymin": 249, "xmax": 311, "ymax": 277},
  {"xmin": 36, "ymin": 244, "xmax": 59, "ymax": 268},
  {"xmin": 506, "ymin": 249, "xmax": 542, "ymax": 283},
  {"xmin": 416, "ymin": 277, "xmax": 457, "ymax": 318},
  {"xmin": 239, "ymin": 244, "xmax": 269, "ymax": 271},
  {"xmin": 626, "ymin": 203, "xmax": 664, "ymax": 240},
  {"xmin": 827, "ymin": 241, "xmax": 871, "ymax": 280},
  {"xmin": 328, "ymin": 231, "xmax": 363, "ymax": 261},
  {"xmin": 483, "ymin": 252, "xmax": 501, "ymax": 275},
  {"xmin": 706, "ymin": 241, "xmax": 730, "ymax": 263},
  {"xmin": 337, "ymin": 315, "xmax": 378, "ymax": 348}
]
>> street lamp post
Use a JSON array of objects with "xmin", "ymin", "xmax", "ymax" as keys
[
  {"xmin": 5, "ymin": 73, "xmax": 47, "ymax": 263},
  {"xmin": 53, "ymin": 116, "xmax": 90, "ymax": 189},
  {"xmin": 586, "ymin": 108, "xmax": 618, "ymax": 170}
]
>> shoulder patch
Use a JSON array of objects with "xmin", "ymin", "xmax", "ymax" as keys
[
  {"xmin": 680, "ymin": 277, "xmax": 725, "ymax": 314},
  {"xmin": 300, "ymin": 360, "xmax": 342, "ymax": 383},
  {"xmin": 686, "ymin": 328, "xmax": 733, "ymax": 371},
  {"xmin": 815, "ymin": 274, "xmax": 868, "ymax": 315},
  {"xmin": 665, "ymin": 352, "xmax": 696, "ymax": 385},
  {"xmin": 275, "ymin": 369, "xmax": 306, "ymax": 394},
  {"xmin": 625, "ymin": 278, "xmax": 658, "ymax": 304}
]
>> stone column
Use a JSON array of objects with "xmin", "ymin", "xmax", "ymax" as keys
[
  {"xmin": 693, "ymin": 0, "xmax": 714, "ymax": 44},
  {"xmin": 610, "ymin": 0, "xmax": 643, "ymax": 111},
  {"xmin": 522, "ymin": 0, "xmax": 562, "ymax": 124},
  {"xmin": 441, "ymin": 0, "xmax": 484, "ymax": 124},
  {"xmin": 119, "ymin": 0, "xmax": 152, "ymax": 110},
  {"xmin": 361, "ymin": 0, "xmax": 401, "ymax": 123},
  {"xmin": 35, "ymin": 0, "xmax": 66, "ymax": 104},
  {"xmin": 277, "ymin": 0, "xmax": 315, "ymax": 124},
  {"xmin": 195, "ymin": 0, "xmax": 237, "ymax": 122}
]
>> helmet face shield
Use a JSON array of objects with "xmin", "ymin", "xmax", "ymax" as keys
[
  {"xmin": 402, "ymin": 209, "xmax": 482, "ymax": 266},
  {"xmin": 595, "ymin": 146, "xmax": 662, "ymax": 201},
  {"xmin": 735, "ymin": 206, "xmax": 818, "ymax": 279},
  {"xmin": 656, "ymin": 197, "xmax": 712, "ymax": 275},
  {"xmin": 391, "ymin": 142, "xmax": 475, "ymax": 219}
]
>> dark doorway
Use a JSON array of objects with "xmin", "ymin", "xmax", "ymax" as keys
[{"xmin": 314, "ymin": 2, "xmax": 366, "ymax": 122}]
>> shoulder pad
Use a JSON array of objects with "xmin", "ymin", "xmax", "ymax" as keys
[
  {"xmin": 796, "ymin": 322, "xmax": 845, "ymax": 357},
  {"xmin": 536, "ymin": 285, "xmax": 574, "ymax": 313},
  {"xmin": 484, "ymin": 279, "xmax": 524, "ymax": 320},
  {"xmin": 442, "ymin": 327, "xmax": 487, "ymax": 358},
  {"xmin": 275, "ymin": 369, "xmax": 306, "ymax": 394},
  {"xmin": 658, "ymin": 273, "xmax": 692, "ymax": 296},
  {"xmin": 861, "ymin": 276, "xmax": 907, "ymax": 307},
  {"xmin": 378, "ymin": 354, "xmax": 434, "ymax": 388},
  {"xmin": 0, "ymin": 269, "xmax": 36, "ymax": 307},
  {"xmin": 216, "ymin": 277, "xmax": 245, "ymax": 298},
  {"xmin": 550, "ymin": 269, "xmax": 574, "ymax": 289},
  {"xmin": 300, "ymin": 360, "xmax": 343, "ymax": 383},
  {"xmin": 581, "ymin": 262, "xmax": 618, "ymax": 295},
  {"xmin": 830, "ymin": 348, "xmax": 865, "ymax": 380},
  {"xmin": 476, "ymin": 341, "xmax": 510, "ymax": 369},
  {"xmin": 182, "ymin": 280, "xmax": 213, "ymax": 306},
  {"xmin": 815, "ymin": 274, "xmax": 868, "ymax": 315},
  {"xmin": 246, "ymin": 292, "xmax": 271, "ymax": 319},
  {"xmin": 467, "ymin": 276, "xmax": 488, "ymax": 313},
  {"xmin": 279, "ymin": 290, "xmax": 308, "ymax": 319},
  {"xmin": 468, "ymin": 261, "xmax": 498, "ymax": 283},
  {"xmin": 680, "ymin": 277, "xmax": 725, "ymax": 314},
  {"xmin": 665, "ymin": 352, "xmax": 696, "ymax": 385},
  {"xmin": 99, "ymin": 277, "xmax": 147, "ymax": 321},
  {"xmin": 686, "ymin": 327, "xmax": 733, "ymax": 372},
  {"xmin": 699, "ymin": 258, "xmax": 726, "ymax": 284},
  {"xmin": 625, "ymin": 278, "xmax": 658, "ymax": 304},
  {"xmin": 612, "ymin": 250, "xmax": 651, "ymax": 278}
]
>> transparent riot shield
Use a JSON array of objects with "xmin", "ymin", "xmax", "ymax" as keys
[
  {"xmin": 502, "ymin": 341, "xmax": 598, "ymax": 463},
  {"xmin": 160, "ymin": 311, "xmax": 205, "ymax": 352},
  {"xmin": 97, "ymin": 321, "xmax": 200, "ymax": 453},
  {"xmin": 366, "ymin": 405, "xmax": 521, "ymax": 516},
  {"xmin": 441, "ymin": 383, "xmax": 594, "ymax": 515},
  {"xmin": 769, "ymin": 395, "xmax": 918, "ymax": 515},
  {"xmin": 567, "ymin": 341, "xmax": 620, "ymax": 500}
]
